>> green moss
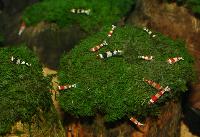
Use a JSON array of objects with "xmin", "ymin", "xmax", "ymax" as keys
[
  {"xmin": 22, "ymin": 0, "xmax": 135, "ymax": 33},
  {"xmin": 0, "ymin": 45, "xmax": 54, "ymax": 135},
  {"xmin": 58, "ymin": 25, "xmax": 195, "ymax": 122},
  {"xmin": 186, "ymin": 0, "xmax": 200, "ymax": 15}
]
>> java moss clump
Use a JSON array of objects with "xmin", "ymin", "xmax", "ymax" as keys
[
  {"xmin": 58, "ymin": 25, "xmax": 195, "ymax": 122},
  {"xmin": 0, "ymin": 46, "xmax": 57, "ymax": 135},
  {"xmin": 22, "ymin": 0, "xmax": 135, "ymax": 33}
]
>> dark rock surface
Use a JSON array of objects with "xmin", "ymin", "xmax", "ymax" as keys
[
  {"xmin": 0, "ymin": 0, "xmax": 4, "ymax": 11},
  {"xmin": 22, "ymin": 22, "xmax": 87, "ymax": 69},
  {"xmin": 1, "ymin": 0, "xmax": 38, "ymax": 15},
  {"xmin": 0, "ymin": 0, "xmax": 39, "ymax": 46}
]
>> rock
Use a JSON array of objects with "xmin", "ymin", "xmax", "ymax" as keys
[
  {"xmin": 64, "ymin": 101, "xmax": 181, "ymax": 137},
  {"xmin": 22, "ymin": 22, "xmax": 87, "ymax": 69},
  {"xmin": 180, "ymin": 121, "xmax": 199, "ymax": 137},
  {"xmin": 0, "ymin": 12, "xmax": 22, "ymax": 46},
  {"xmin": 183, "ymin": 104, "xmax": 200, "ymax": 135},
  {"xmin": 1, "ymin": 0, "xmax": 38, "ymax": 15},
  {"xmin": 0, "ymin": 0, "xmax": 4, "ymax": 11},
  {"xmin": 183, "ymin": 84, "xmax": 200, "ymax": 135},
  {"xmin": 0, "ymin": 0, "xmax": 39, "ymax": 46}
]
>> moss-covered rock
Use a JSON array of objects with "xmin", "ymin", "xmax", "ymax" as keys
[
  {"xmin": 0, "ymin": 45, "xmax": 55, "ymax": 135},
  {"xmin": 58, "ymin": 25, "xmax": 195, "ymax": 122},
  {"xmin": 22, "ymin": 0, "xmax": 135, "ymax": 33}
]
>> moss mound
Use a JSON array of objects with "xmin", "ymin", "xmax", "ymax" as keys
[
  {"xmin": 22, "ymin": 0, "xmax": 135, "ymax": 33},
  {"xmin": 0, "ymin": 46, "xmax": 55, "ymax": 135},
  {"xmin": 58, "ymin": 25, "xmax": 195, "ymax": 122}
]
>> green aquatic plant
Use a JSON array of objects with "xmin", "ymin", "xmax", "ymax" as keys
[
  {"xmin": 0, "ymin": 46, "xmax": 56, "ymax": 135},
  {"xmin": 22, "ymin": 0, "xmax": 135, "ymax": 33},
  {"xmin": 58, "ymin": 25, "xmax": 195, "ymax": 122}
]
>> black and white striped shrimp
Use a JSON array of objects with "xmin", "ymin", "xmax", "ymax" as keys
[
  {"xmin": 97, "ymin": 50, "xmax": 123, "ymax": 59},
  {"xmin": 11, "ymin": 56, "xmax": 31, "ymax": 66},
  {"xmin": 70, "ymin": 8, "xmax": 91, "ymax": 15},
  {"xmin": 143, "ymin": 27, "xmax": 156, "ymax": 38}
]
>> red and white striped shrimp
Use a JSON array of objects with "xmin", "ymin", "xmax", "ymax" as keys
[
  {"xmin": 130, "ymin": 117, "xmax": 144, "ymax": 126},
  {"xmin": 58, "ymin": 84, "xmax": 77, "ymax": 90},
  {"xmin": 167, "ymin": 57, "xmax": 184, "ymax": 64},
  {"xmin": 148, "ymin": 86, "xmax": 171, "ymax": 105},
  {"xmin": 143, "ymin": 78, "xmax": 163, "ymax": 91},
  {"xmin": 107, "ymin": 25, "xmax": 116, "ymax": 37},
  {"xmin": 18, "ymin": 21, "xmax": 26, "ymax": 36},
  {"xmin": 90, "ymin": 40, "xmax": 108, "ymax": 52},
  {"xmin": 138, "ymin": 56, "xmax": 153, "ymax": 61}
]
